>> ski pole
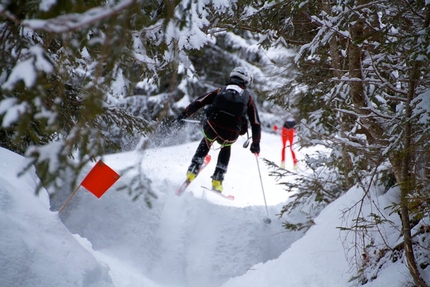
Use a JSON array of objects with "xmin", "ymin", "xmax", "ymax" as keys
[
  {"xmin": 183, "ymin": 119, "xmax": 201, "ymax": 124},
  {"xmin": 243, "ymin": 131, "xmax": 251, "ymax": 148},
  {"xmin": 255, "ymin": 154, "xmax": 271, "ymax": 224}
]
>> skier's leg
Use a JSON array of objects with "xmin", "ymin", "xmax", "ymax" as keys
[
  {"xmin": 187, "ymin": 138, "xmax": 211, "ymax": 180},
  {"xmin": 288, "ymin": 137, "xmax": 298, "ymax": 167},
  {"xmin": 281, "ymin": 136, "xmax": 287, "ymax": 167},
  {"xmin": 211, "ymin": 145, "xmax": 231, "ymax": 192},
  {"xmin": 291, "ymin": 150, "xmax": 297, "ymax": 168}
]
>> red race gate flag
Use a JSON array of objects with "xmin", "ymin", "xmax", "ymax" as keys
[{"xmin": 81, "ymin": 160, "xmax": 120, "ymax": 198}]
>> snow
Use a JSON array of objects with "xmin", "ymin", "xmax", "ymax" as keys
[
  {"xmin": 0, "ymin": 98, "xmax": 19, "ymax": 127},
  {"xmin": 2, "ymin": 45, "xmax": 53, "ymax": 91},
  {"xmin": 39, "ymin": 0, "xmax": 57, "ymax": 12},
  {"xmin": 23, "ymin": 1, "xmax": 135, "ymax": 34},
  {"xmin": 2, "ymin": 57, "xmax": 37, "ymax": 89},
  {"xmin": 0, "ymin": 148, "xmax": 113, "ymax": 287},
  {"xmin": 412, "ymin": 89, "xmax": 430, "ymax": 124},
  {"xmin": 1, "ymin": 131, "xmax": 427, "ymax": 286}
]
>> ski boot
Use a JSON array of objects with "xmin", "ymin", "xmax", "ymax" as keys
[
  {"xmin": 211, "ymin": 180, "xmax": 223, "ymax": 193},
  {"xmin": 186, "ymin": 158, "xmax": 203, "ymax": 182},
  {"xmin": 186, "ymin": 171, "xmax": 197, "ymax": 182},
  {"xmin": 211, "ymin": 168, "xmax": 225, "ymax": 193}
]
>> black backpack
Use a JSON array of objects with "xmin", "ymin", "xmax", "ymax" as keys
[
  {"xmin": 284, "ymin": 120, "xmax": 296, "ymax": 129},
  {"xmin": 207, "ymin": 85, "xmax": 249, "ymax": 133}
]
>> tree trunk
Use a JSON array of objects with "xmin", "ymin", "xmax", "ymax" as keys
[
  {"xmin": 400, "ymin": 62, "xmax": 427, "ymax": 287},
  {"xmin": 322, "ymin": 0, "xmax": 354, "ymax": 188},
  {"xmin": 348, "ymin": 2, "xmax": 384, "ymax": 145}
]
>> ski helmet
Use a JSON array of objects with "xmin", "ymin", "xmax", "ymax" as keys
[{"xmin": 230, "ymin": 67, "xmax": 252, "ymax": 86}]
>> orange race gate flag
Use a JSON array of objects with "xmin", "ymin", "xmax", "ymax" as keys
[
  {"xmin": 58, "ymin": 160, "xmax": 121, "ymax": 213},
  {"xmin": 81, "ymin": 160, "xmax": 121, "ymax": 198}
]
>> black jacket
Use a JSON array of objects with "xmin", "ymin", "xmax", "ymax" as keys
[{"xmin": 181, "ymin": 82, "xmax": 261, "ymax": 144}]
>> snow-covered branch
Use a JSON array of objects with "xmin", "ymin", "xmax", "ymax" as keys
[{"xmin": 21, "ymin": 0, "xmax": 135, "ymax": 33}]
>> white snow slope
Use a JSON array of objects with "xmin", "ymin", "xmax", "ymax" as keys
[{"xmin": 1, "ymin": 131, "xmax": 427, "ymax": 287}]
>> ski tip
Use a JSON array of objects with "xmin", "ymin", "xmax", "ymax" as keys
[
  {"xmin": 175, "ymin": 186, "xmax": 183, "ymax": 196},
  {"xmin": 227, "ymin": 195, "xmax": 235, "ymax": 200},
  {"xmin": 175, "ymin": 185, "xmax": 187, "ymax": 196}
]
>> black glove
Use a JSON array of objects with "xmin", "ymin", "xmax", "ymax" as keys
[
  {"xmin": 250, "ymin": 142, "xmax": 260, "ymax": 155},
  {"xmin": 173, "ymin": 112, "xmax": 186, "ymax": 125}
]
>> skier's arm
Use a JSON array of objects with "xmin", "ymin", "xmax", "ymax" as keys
[
  {"xmin": 246, "ymin": 95, "xmax": 261, "ymax": 144},
  {"xmin": 180, "ymin": 89, "xmax": 220, "ymax": 119}
]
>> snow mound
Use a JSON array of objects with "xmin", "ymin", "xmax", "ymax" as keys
[{"xmin": 0, "ymin": 147, "xmax": 114, "ymax": 287}]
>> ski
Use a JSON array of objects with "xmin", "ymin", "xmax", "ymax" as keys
[
  {"xmin": 175, "ymin": 155, "xmax": 211, "ymax": 196},
  {"xmin": 201, "ymin": 186, "xmax": 235, "ymax": 200}
]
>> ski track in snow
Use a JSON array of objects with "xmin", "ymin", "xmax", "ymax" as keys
[{"xmin": 60, "ymin": 132, "xmax": 309, "ymax": 286}]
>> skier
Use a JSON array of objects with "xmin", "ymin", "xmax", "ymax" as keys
[
  {"xmin": 175, "ymin": 67, "xmax": 261, "ymax": 192},
  {"xmin": 273, "ymin": 117, "xmax": 297, "ymax": 169}
]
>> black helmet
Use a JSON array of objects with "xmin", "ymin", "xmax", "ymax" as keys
[{"xmin": 230, "ymin": 67, "xmax": 252, "ymax": 86}]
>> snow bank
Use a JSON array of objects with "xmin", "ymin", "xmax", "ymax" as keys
[{"xmin": 0, "ymin": 147, "xmax": 114, "ymax": 287}]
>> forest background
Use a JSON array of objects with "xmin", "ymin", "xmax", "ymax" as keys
[{"xmin": 0, "ymin": 1, "xmax": 429, "ymax": 286}]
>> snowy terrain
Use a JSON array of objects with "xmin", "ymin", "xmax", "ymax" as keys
[{"xmin": 1, "ymin": 131, "xmax": 427, "ymax": 287}]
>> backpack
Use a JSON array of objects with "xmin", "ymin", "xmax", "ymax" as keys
[
  {"xmin": 207, "ymin": 85, "xmax": 249, "ymax": 134},
  {"xmin": 284, "ymin": 120, "xmax": 296, "ymax": 129}
]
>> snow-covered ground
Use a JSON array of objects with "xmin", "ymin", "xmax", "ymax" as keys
[{"xmin": 1, "ymin": 131, "xmax": 426, "ymax": 287}]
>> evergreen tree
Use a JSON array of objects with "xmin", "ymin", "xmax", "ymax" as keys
[
  {"xmin": 245, "ymin": 0, "xmax": 430, "ymax": 284},
  {"xmin": 0, "ymin": 0, "xmax": 290, "ymax": 203},
  {"xmin": 2, "ymin": 0, "xmax": 428, "ymax": 283},
  {"xmin": 0, "ymin": 0, "xmax": 162, "ymax": 200}
]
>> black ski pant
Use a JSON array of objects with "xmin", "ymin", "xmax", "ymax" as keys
[
  {"xmin": 189, "ymin": 138, "xmax": 231, "ymax": 181},
  {"xmin": 188, "ymin": 120, "xmax": 240, "ymax": 181}
]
